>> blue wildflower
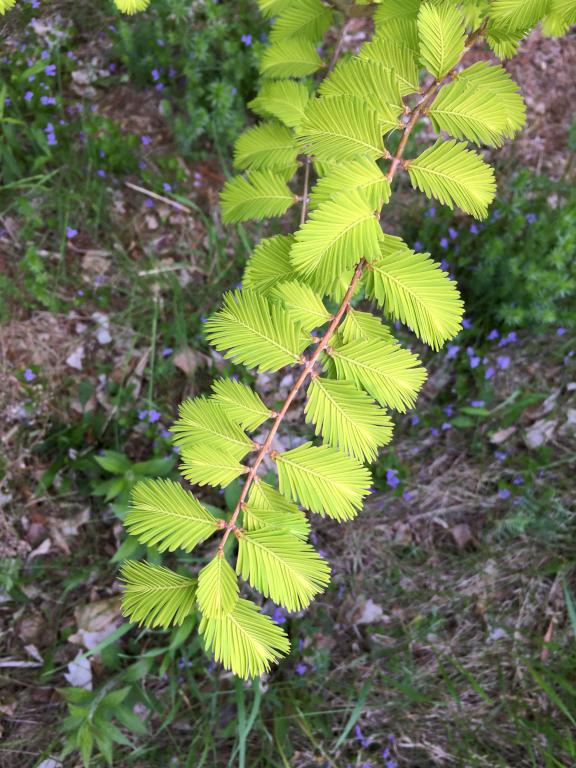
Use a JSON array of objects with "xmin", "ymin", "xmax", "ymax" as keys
[
  {"xmin": 513, "ymin": 475, "xmax": 524, "ymax": 485},
  {"xmin": 241, "ymin": 33, "xmax": 253, "ymax": 45},
  {"xmin": 526, "ymin": 213, "xmax": 537, "ymax": 225},
  {"xmin": 497, "ymin": 355, "xmax": 510, "ymax": 370},
  {"xmin": 24, "ymin": 368, "xmax": 36, "ymax": 382},
  {"xmin": 485, "ymin": 366, "xmax": 495, "ymax": 380},
  {"xmin": 470, "ymin": 400, "xmax": 485, "ymax": 408},
  {"xmin": 411, "ymin": 414, "xmax": 420, "ymax": 426},
  {"xmin": 425, "ymin": 206, "xmax": 436, "ymax": 217},
  {"xmin": 557, "ymin": 327, "xmax": 566, "ymax": 336},
  {"xmin": 469, "ymin": 356, "xmax": 480, "ymax": 368},
  {"xmin": 495, "ymin": 451, "xmax": 507, "ymax": 462},
  {"xmin": 469, "ymin": 223, "xmax": 479, "ymax": 235},
  {"xmin": 414, "ymin": 240, "xmax": 423, "ymax": 250},
  {"xmin": 44, "ymin": 64, "xmax": 56, "ymax": 76},
  {"xmin": 386, "ymin": 469, "xmax": 400, "ymax": 489},
  {"xmin": 498, "ymin": 488, "xmax": 511, "ymax": 500},
  {"xmin": 448, "ymin": 226, "xmax": 458, "ymax": 240},
  {"xmin": 295, "ymin": 662, "xmax": 307, "ymax": 675},
  {"xmin": 446, "ymin": 344, "xmax": 459, "ymax": 360},
  {"xmin": 141, "ymin": 135, "xmax": 152, "ymax": 145},
  {"xmin": 440, "ymin": 237, "xmax": 449, "ymax": 249},
  {"xmin": 442, "ymin": 422, "xmax": 452, "ymax": 430},
  {"xmin": 462, "ymin": 318, "xmax": 472, "ymax": 329},
  {"xmin": 66, "ymin": 226, "xmax": 78, "ymax": 238},
  {"xmin": 151, "ymin": 68, "xmax": 160, "ymax": 81},
  {"xmin": 24, "ymin": 91, "xmax": 33, "ymax": 102},
  {"xmin": 161, "ymin": 347, "xmax": 173, "ymax": 357},
  {"xmin": 487, "ymin": 329, "xmax": 499, "ymax": 341},
  {"xmin": 272, "ymin": 607, "xmax": 286, "ymax": 624}
]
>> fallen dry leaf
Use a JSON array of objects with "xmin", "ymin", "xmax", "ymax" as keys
[
  {"xmin": 351, "ymin": 598, "xmax": 385, "ymax": 625},
  {"xmin": 64, "ymin": 652, "xmax": 93, "ymax": 690},
  {"xmin": 524, "ymin": 418, "xmax": 557, "ymax": 449},
  {"xmin": 490, "ymin": 426, "xmax": 517, "ymax": 445},
  {"xmin": 68, "ymin": 597, "xmax": 122, "ymax": 651}
]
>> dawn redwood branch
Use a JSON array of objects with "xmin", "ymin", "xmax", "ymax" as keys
[{"xmin": 216, "ymin": 20, "xmax": 489, "ymax": 557}]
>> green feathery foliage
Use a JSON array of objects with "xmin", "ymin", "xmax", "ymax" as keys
[{"xmin": 115, "ymin": 0, "xmax": 574, "ymax": 679}]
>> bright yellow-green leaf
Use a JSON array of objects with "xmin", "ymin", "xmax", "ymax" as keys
[
  {"xmin": 197, "ymin": 555, "xmax": 239, "ymax": 618},
  {"xmin": 121, "ymin": 561, "xmax": 197, "ymax": 628}
]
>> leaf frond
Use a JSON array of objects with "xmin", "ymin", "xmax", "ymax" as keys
[
  {"xmin": 272, "ymin": 280, "xmax": 332, "ymax": 332},
  {"xmin": 290, "ymin": 190, "xmax": 383, "ymax": 290},
  {"xmin": 339, "ymin": 308, "xmax": 393, "ymax": 345},
  {"xmin": 296, "ymin": 95, "xmax": 385, "ymax": 162},
  {"xmin": 220, "ymin": 171, "xmax": 296, "ymax": 224},
  {"xmin": 490, "ymin": 0, "xmax": 552, "ymax": 30},
  {"xmin": 180, "ymin": 446, "xmax": 247, "ymax": 488},
  {"xmin": 260, "ymin": 38, "xmax": 324, "ymax": 79},
  {"xmin": 406, "ymin": 139, "xmax": 496, "ymax": 219},
  {"xmin": 125, "ymin": 479, "xmax": 220, "ymax": 553},
  {"xmin": 210, "ymin": 379, "xmax": 273, "ymax": 432},
  {"xmin": 359, "ymin": 36, "xmax": 420, "ymax": 96},
  {"xmin": 121, "ymin": 561, "xmax": 197, "ymax": 629},
  {"xmin": 205, "ymin": 290, "xmax": 307, "ymax": 372},
  {"xmin": 417, "ymin": 1, "xmax": 466, "ymax": 79},
  {"xmin": 234, "ymin": 122, "xmax": 300, "ymax": 172},
  {"xmin": 237, "ymin": 528, "xmax": 331, "ymax": 611},
  {"xmin": 199, "ymin": 597, "xmax": 290, "ymax": 679},
  {"xmin": 309, "ymin": 158, "xmax": 391, "ymax": 210},
  {"xmin": 365, "ymin": 235, "xmax": 464, "ymax": 349},
  {"xmin": 249, "ymin": 80, "xmax": 311, "ymax": 129},
  {"xmin": 275, "ymin": 442, "xmax": 372, "ymax": 521},
  {"xmin": 243, "ymin": 235, "xmax": 297, "ymax": 294},
  {"xmin": 306, "ymin": 377, "xmax": 393, "ymax": 461},
  {"xmin": 319, "ymin": 57, "xmax": 403, "ymax": 130},
  {"xmin": 270, "ymin": 0, "xmax": 333, "ymax": 43},
  {"xmin": 244, "ymin": 480, "xmax": 310, "ymax": 540},
  {"xmin": 455, "ymin": 61, "xmax": 526, "ymax": 137},
  {"xmin": 170, "ymin": 396, "xmax": 254, "ymax": 458},
  {"xmin": 197, "ymin": 555, "xmax": 239, "ymax": 618},
  {"xmin": 428, "ymin": 80, "xmax": 511, "ymax": 147},
  {"xmin": 327, "ymin": 339, "xmax": 427, "ymax": 412}
]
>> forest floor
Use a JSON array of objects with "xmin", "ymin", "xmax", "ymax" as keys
[{"xmin": 1, "ymin": 7, "xmax": 575, "ymax": 768}]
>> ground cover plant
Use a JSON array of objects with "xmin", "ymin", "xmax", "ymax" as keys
[{"xmin": 1, "ymin": 0, "xmax": 575, "ymax": 767}]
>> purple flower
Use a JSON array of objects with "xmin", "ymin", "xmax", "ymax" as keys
[
  {"xmin": 141, "ymin": 135, "xmax": 152, "ymax": 146},
  {"xmin": 144, "ymin": 197, "xmax": 154, "ymax": 208},
  {"xmin": 40, "ymin": 96, "xmax": 56, "ymax": 106},
  {"xmin": 411, "ymin": 414, "xmax": 420, "ymax": 426},
  {"xmin": 272, "ymin": 607, "xmax": 286, "ymax": 624},
  {"xmin": 148, "ymin": 409, "xmax": 161, "ymax": 423},
  {"xmin": 499, "ymin": 331, "xmax": 517, "ymax": 347},
  {"xmin": 425, "ymin": 207, "xmax": 436, "ymax": 217},
  {"xmin": 96, "ymin": 169, "xmax": 106, "ymax": 177},
  {"xmin": 46, "ymin": 132, "xmax": 57, "ymax": 146},
  {"xmin": 295, "ymin": 662, "xmax": 308, "ymax": 675},
  {"xmin": 66, "ymin": 226, "xmax": 78, "ymax": 239},
  {"xmin": 526, "ymin": 213, "xmax": 537, "ymax": 225},
  {"xmin": 403, "ymin": 490, "xmax": 413, "ymax": 501},
  {"xmin": 45, "ymin": 64, "xmax": 56, "ymax": 76},
  {"xmin": 462, "ymin": 318, "xmax": 473, "ymax": 329},
  {"xmin": 241, "ymin": 33, "xmax": 253, "ymax": 46},
  {"xmin": 24, "ymin": 368, "xmax": 36, "ymax": 382},
  {"xmin": 443, "ymin": 405, "xmax": 453, "ymax": 417},
  {"xmin": 155, "ymin": 83, "xmax": 164, "ymax": 92},
  {"xmin": 557, "ymin": 327, "xmax": 567, "ymax": 336},
  {"xmin": 446, "ymin": 344, "xmax": 459, "ymax": 360},
  {"xmin": 386, "ymin": 469, "xmax": 400, "ymax": 489},
  {"xmin": 151, "ymin": 68, "xmax": 160, "ymax": 81},
  {"xmin": 469, "ymin": 356, "xmax": 480, "ymax": 369},
  {"xmin": 440, "ymin": 259, "xmax": 449, "ymax": 271},
  {"xmin": 430, "ymin": 427, "xmax": 440, "ymax": 437},
  {"xmin": 161, "ymin": 347, "xmax": 173, "ymax": 357},
  {"xmin": 24, "ymin": 91, "xmax": 33, "ymax": 102},
  {"xmin": 414, "ymin": 240, "xmax": 423, "ymax": 251},
  {"xmin": 162, "ymin": 182, "xmax": 172, "ymax": 192},
  {"xmin": 485, "ymin": 366, "xmax": 495, "ymax": 380},
  {"xmin": 469, "ymin": 223, "xmax": 479, "ymax": 234},
  {"xmin": 470, "ymin": 400, "xmax": 485, "ymax": 408},
  {"xmin": 513, "ymin": 475, "xmax": 524, "ymax": 485},
  {"xmin": 495, "ymin": 451, "xmax": 507, "ymax": 462},
  {"xmin": 498, "ymin": 488, "xmax": 511, "ymax": 500},
  {"xmin": 497, "ymin": 355, "xmax": 510, "ymax": 370},
  {"xmin": 355, "ymin": 725, "xmax": 372, "ymax": 748},
  {"xmin": 487, "ymin": 329, "xmax": 499, "ymax": 341},
  {"xmin": 440, "ymin": 237, "xmax": 449, "ymax": 249},
  {"xmin": 448, "ymin": 226, "xmax": 458, "ymax": 240},
  {"xmin": 4, "ymin": 96, "xmax": 10, "ymax": 106}
]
